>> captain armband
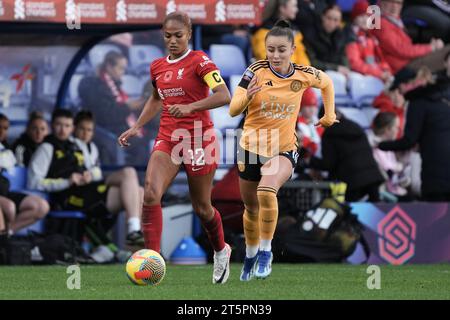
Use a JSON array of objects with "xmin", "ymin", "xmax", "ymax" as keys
[{"xmin": 203, "ymin": 70, "xmax": 225, "ymax": 90}]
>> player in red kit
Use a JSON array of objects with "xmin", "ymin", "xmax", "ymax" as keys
[{"xmin": 118, "ymin": 11, "xmax": 232, "ymax": 284}]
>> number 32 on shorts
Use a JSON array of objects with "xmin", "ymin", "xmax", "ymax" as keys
[{"xmin": 187, "ymin": 148, "xmax": 205, "ymax": 166}]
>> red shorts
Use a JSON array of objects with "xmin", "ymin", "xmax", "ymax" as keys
[{"xmin": 151, "ymin": 131, "xmax": 219, "ymax": 177}]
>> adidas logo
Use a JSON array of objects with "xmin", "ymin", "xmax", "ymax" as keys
[{"xmin": 265, "ymin": 80, "xmax": 273, "ymax": 86}]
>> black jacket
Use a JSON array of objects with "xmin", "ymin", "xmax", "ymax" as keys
[
  {"xmin": 379, "ymin": 75, "xmax": 450, "ymax": 195},
  {"xmin": 310, "ymin": 117, "xmax": 384, "ymax": 191},
  {"xmin": 78, "ymin": 76, "xmax": 131, "ymax": 135},
  {"xmin": 303, "ymin": 22, "xmax": 349, "ymax": 71}
]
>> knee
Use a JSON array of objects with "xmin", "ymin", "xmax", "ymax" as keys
[
  {"xmin": 192, "ymin": 202, "xmax": 213, "ymax": 221},
  {"xmin": 2, "ymin": 200, "xmax": 16, "ymax": 220},
  {"xmin": 38, "ymin": 199, "xmax": 50, "ymax": 218},
  {"xmin": 256, "ymin": 186, "xmax": 278, "ymax": 207},
  {"xmin": 143, "ymin": 182, "xmax": 162, "ymax": 205},
  {"xmin": 244, "ymin": 204, "xmax": 259, "ymax": 217},
  {"xmin": 122, "ymin": 166, "xmax": 138, "ymax": 180}
]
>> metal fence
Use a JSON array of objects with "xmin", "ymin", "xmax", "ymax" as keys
[{"xmin": 278, "ymin": 181, "xmax": 333, "ymax": 216}]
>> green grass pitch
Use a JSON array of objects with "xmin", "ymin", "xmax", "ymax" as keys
[{"xmin": 0, "ymin": 263, "xmax": 449, "ymax": 300}]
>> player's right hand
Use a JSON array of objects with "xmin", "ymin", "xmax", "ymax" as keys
[
  {"xmin": 315, "ymin": 114, "xmax": 339, "ymax": 128},
  {"xmin": 246, "ymin": 75, "xmax": 262, "ymax": 100},
  {"xmin": 118, "ymin": 126, "xmax": 139, "ymax": 147}
]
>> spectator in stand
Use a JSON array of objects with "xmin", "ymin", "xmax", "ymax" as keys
[
  {"xmin": 73, "ymin": 110, "xmax": 144, "ymax": 245},
  {"xmin": 294, "ymin": 0, "xmax": 330, "ymax": 37},
  {"xmin": 0, "ymin": 115, "xmax": 50, "ymax": 234},
  {"xmin": 345, "ymin": 0, "xmax": 393, "ymax": 83},
  {"xmin": 373, "ymin": 85, "xmax": 406, "ymax": 138},
  {"xmin": 297, "ymin": 88, "xmax": 323, "ymax": 159},
  {"xmin": 78, "ymin": 51, "xmax": 149, "ymax": 164},
  {"xmin": 370, "ymin": 0, "xmax": 444, "ymax": 74},
  {"xmin": 367, "ymin": 112, "xmax": 411, "ymax": 198},
  {"xmin": 252, "ymin": 0, "xmax": 310, "ymax": 65},
  {"xmin": 304, "ymin": 4, "xmax": 350, "ymax": 77},
  {"xmin": 0, "ymin": 114, "xmax": 9, "ymax": 148},
  {"xmin": 378, "ymin": 52, "xmax": 450, "ymax": 201},
  {"xmin": 12, "ymin": 111, "xmax": 49, "ymax": 166},
  {"xmin": 27, "ymin": 109, "xmax": 144, "ymax": 245},
  {"xmin": 373, "ymin": 66, "xmax": 437, "ymax": 138},
  {"xmin": 309, "ymin": 110, "xmax": 385, "ymax": 202},
  {"xmin": 78, "ymin": 51, "xmax": 145, "ymax": 136}
]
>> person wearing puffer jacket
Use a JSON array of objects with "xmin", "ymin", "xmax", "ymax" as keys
[{"xmin": 345, "ymin": 0, "xmax": 393, "ymax": 83}]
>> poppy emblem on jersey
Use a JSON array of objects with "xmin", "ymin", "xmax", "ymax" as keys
[
  {"xmin": 290, "ymin": 80, "xmax": 302, "ymax": 92},
  {"xmin": 177, "ymin": 68, "xmax": 184, "ymax": 80},
  {"xmin": 164, "ymin": 71, "xmax": 173, "ymax": 82}
]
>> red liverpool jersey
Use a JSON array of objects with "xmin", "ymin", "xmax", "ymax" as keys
[{"xmin": 150, "ymin": 49, "xmax": 219, "ymax": 141}]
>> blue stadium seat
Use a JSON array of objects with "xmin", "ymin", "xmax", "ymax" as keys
[
  {"xmin": 88, "ymin": 44, "xmax": 122, "ymax": 69},
  {"xmin": 229, "ymin": 74, "xmax": 242, "ymax": 96},
  {"xmin": 75, "ymin": 57, "xmax": 92, "ymax": 74},
  {"xmin": 337, "ymin": 0, "xmax": 357, "ymax": 12},
  {"xmin": 338, "ymin": 106, "xmax": 372, "ymax": 129},
  {"xmin": 209, "ymin": 44, "xmax": 246, "ymax": 78},
  {"xmin": 363, "ymin": 106, "xmax": 380, "ymax": 127},
  {"xmin": 68, "ymin": 73, "xmax": 84, "ymax": 106},
  {"xmin": 2, "ymin": 166, "xmax": 27, "ymax": 191},
  {"xmin": 122, "ymin": 74, "xmax": 144, "ymax": 99},
  {"xmin": 349, "ymin": 72, "xmax": 385, "ymax": 108},
  {"xmin": 326, "ymin": 70, "xmax": 353, "ymax": 107},
  {"xmin": 210, "ymin": 105, "xmax": 241, "ymax": 131},
  {"xmin": 129, "ymin": 45, "xmax": 164, "ymax": 74}
]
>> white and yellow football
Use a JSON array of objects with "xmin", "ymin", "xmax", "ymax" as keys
[{"xmin": 126, "ymin": 249, "xmax": 166, "ymax": 286}]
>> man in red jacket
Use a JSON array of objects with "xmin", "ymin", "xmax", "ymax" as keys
[{"xmin": 370, "ymin": 0, "xmax": 444, "ymax": 74}]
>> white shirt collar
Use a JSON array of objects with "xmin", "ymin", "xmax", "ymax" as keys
[{"xmin": 166, "ymin": 49, "xmax": 192, "ymax": 64}]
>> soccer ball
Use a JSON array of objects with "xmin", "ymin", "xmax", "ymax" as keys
[{"xmin": 126, "ymin": 249, "xmax": 166, "ymax": 286}]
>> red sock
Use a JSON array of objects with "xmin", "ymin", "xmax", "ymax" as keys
[
  {"xmin": 142, "ymin": 204, "xmax": 163, "ymax": 253},
  {"xmin": 201, "ymin": 207, "xmax": 225, "ymax": 252}
]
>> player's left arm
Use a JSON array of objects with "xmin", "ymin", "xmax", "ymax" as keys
[
  {"xmin": 190, "ymin": 70, "xmax": 231, "ymax": 112},
  {"xmin": 308, "ymin": 68, "xmax": 338, "ymax": 127}
]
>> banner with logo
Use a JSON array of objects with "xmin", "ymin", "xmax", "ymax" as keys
[
  {"xmin": 0, "ymin": 0, "xmax": 262, "ymax": 24},
  {"xmin": 348, "ymin": 202, "xmax": 450, "ymax": 265}
]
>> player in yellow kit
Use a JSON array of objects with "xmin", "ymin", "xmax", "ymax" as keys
[{"xmin": 229, "ymin": 19, "xmax": 338, "ymax": 281}]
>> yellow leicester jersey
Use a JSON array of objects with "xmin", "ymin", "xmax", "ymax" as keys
[{"xmin": 229, "ymin": 60, "xmax": 335, "ymax": 157}]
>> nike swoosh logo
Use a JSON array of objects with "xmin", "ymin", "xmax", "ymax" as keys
[
  {"xmin": 216, "ymin": 262, "xmax": 229, "ymax": 283},
  {"xmin": 192, "ymin": 167, "xmax": 203, "ymax": 172}
]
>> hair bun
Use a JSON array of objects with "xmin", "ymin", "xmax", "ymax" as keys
[{"xmin": 274, "ymin": 19, "xmax": 291, "ymax": 29}]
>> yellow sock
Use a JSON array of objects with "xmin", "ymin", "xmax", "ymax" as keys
[
  {"xmin": 257, "ymin": 186, "xmax": 278, "ymax": 242},
  {"xmin": 243, "ymin": 207, "xmax": 260, "ymax": 247}
]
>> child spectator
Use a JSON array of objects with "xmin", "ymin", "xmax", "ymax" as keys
[
  {"xmin": 368, "ymin": 112, "xmax": 411, "ymax": 198},
  {"xmin": 297, "ymin": 88, "xmax": 323, "ymax": 158}
]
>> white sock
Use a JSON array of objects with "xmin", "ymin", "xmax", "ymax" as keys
[
  {"xmin": 246, "ymin": 245, "xmax": 259, "ymax": 258},
  {"xmin": 260, "ymin": 239, "xmax": 271, "ymax": 252},
  {"xmin": 127, "ymin": 217, "xmax": 140, "ymax": 234}
]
